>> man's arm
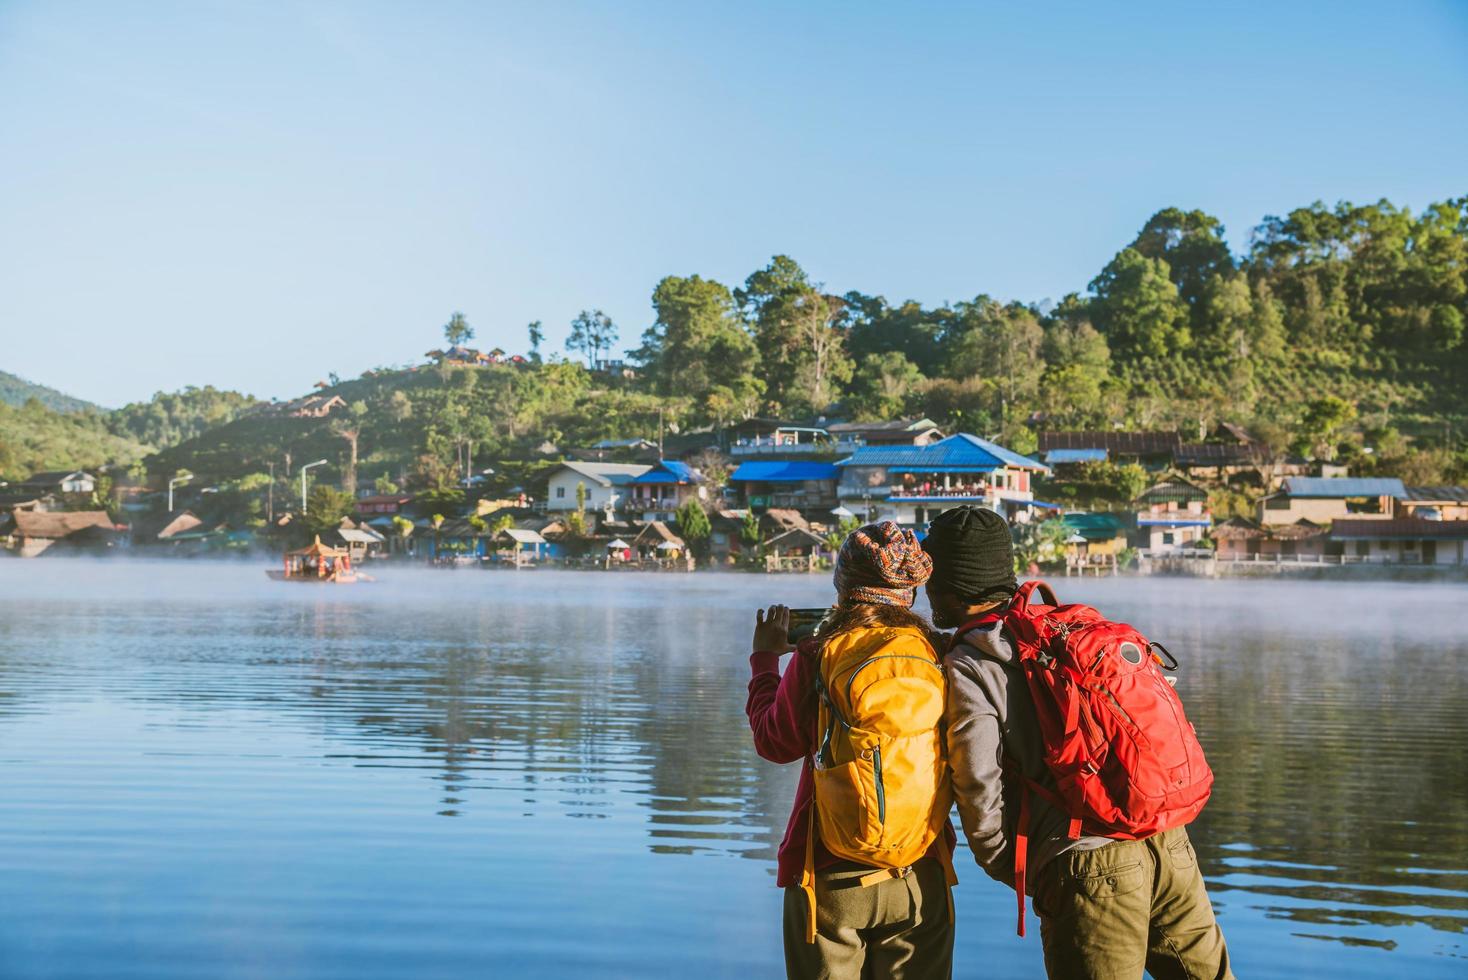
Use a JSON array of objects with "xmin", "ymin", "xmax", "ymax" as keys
[{"xmin": 945, "ymin": 655, "xmax": 1015, "ymax": 884}]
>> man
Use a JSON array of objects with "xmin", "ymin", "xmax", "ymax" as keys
[{"xmin": 921, "ymin": 505, "xmax": 1232, "ymax": 980}]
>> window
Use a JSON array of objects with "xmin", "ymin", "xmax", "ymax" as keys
[
  {"xmin": 1265, "ymin": 497, "xmax": 1289, "ymax": 510},
  {"xmin": 556, "ymin": 486, "xmax": 566, "ymax": 499},
  {"xmin": 1355, "ymin": 541, "xmax": 1369, "ymax": 557},
  {"xmin": 1162, "ymin": 532, "xmax": 1175, "ymax": 545}
]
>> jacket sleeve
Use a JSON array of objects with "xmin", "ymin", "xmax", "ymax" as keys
[
  {"xmin": 945, "ymin": 655, "xmax": 1016, "ymax": 885},
  {"xmin": 746, "ymin": 641, "xmax": 816, "ymax": 765}
]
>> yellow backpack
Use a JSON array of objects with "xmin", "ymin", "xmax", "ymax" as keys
[{"xmin": 800, "ymin": 624, "xmax": 956, "ymax": 941}]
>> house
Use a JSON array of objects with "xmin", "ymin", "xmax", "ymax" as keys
[
  {"xmin": 759, "ymin": 507, "xmax": 811, "ymax": 538},
  {"xmin": 1061, "ymin": 512, "xmax": 1129, "ymax": 573},
  {"xmin": 0, "ymin": 490, "xmax": 57, "ymax": 515},
  {"xmin": 1212, "ymin": 518, "xmax": 1331, "ymax": 561},
  {"xmin": 286, "ymin": 395, "xmax": 346, "ymax": 418},
  {"xmin": 327, "ymin": 519, "xmax": 387, "ymax": 562},
  {"xmin": 1037, "ymin": 432, "xmax": 1181, "ymax": 470},
  {"xmin": 6, "ymin": 509, "xmax": 119, "ymax": 557},
  {"xmin": 1327, "ymin": 518, "xmax": 1468, "ymax": 566},
  {"xmin": 836, "ymin": 433, "xmax": 1050, "ymax": 526},
  {"xmin": 354, "ymin": 494, "xmax": 414, "ymax": 516},
  {"xmin": 130, "ymin": 509, "xmax": 204, "ymax": 544},
  {"xmin": 632, "ymin": 520, "xmax": 686, "ymax": 561},
  {"xmin": 427, "ymin": 345, "xmax": 497, "ymax": 367},
  {"xmin": 544, "ymin": 462, "xmax": 651, "ymax": 513},
  {"xmin": 1173, "ymin": 423, "xmax": 1308, "ymax": 485},
  {"xmin": 708, "ymin": 509, "xmax": 754, "ymax": 564},
  {"xmin": 493, "ymin": 527, "xmax": 547, "ymax": 566},
  {"xmin": 416, "ymin": 517, "xmax": 491, "ymax": 560},
  {"xmin": 1258, "ymin": 477, "xmax": 1405, "ymax": 524},
  {"xmin": 764, "ymin": 527, "xmax": 830, "ymax": 571},
  {"xmin": 726, "ymin": 418, "xmax": 831, "ymax": 457},
  {"xmin": 727, "ymin": 461, "xmax": 840, "ymax": 514},
  {"xmin": 1399, "ymin": 486, "xmax": 1468, "ymax": 521},
  {"xmin": 628, "ymin": 461, "xmax": 706, "ymax": 520},
  {"xmin": 16, "ymin": 470, "xmax": 96, "ymax": 496},
  {"xmin": 826, "ymin": 419, "xmax": 944, "ymax": 452},
  {"xmin": 1132, "ymin": 479, "xmax": 1212, "ymax": 552}
]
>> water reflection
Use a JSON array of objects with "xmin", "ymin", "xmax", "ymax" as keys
[{"xmin": 0, "ymin": 563, "xmax": 1464, "ymax": 977}]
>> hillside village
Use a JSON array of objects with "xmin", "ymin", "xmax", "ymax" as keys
[
  {"xmin": 4, "ymin": 391, "xmax": 1466, "ymax": 572},
  {"xmin": 3, "ymin": 198, "xmax": 1466, "ymax": 571}
]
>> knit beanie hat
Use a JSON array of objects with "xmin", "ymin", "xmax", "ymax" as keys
[
  {"xmin": 832, "ymin": 521, "xmax": 933, "ymax": 607},
  {"xmin": 920, "ymin": 506, "xmax": 1017, "ymax": 604}
]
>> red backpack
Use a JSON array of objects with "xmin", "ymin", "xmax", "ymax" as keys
[{"xmin": 954, "ymin": 580, "xmax": 1213, "ymax": 936}]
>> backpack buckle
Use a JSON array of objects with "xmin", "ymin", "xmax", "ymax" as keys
[{"xmin": 1079, "ymin": 760, "xmax": 1100, "ymax": 776}]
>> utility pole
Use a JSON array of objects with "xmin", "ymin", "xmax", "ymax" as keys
[
  {"xmin": 301, "ymin": 459, "xmax": 329, "ymax": 513},
  {"xmin": 168, "ymin": 472, "xmax": 192, "ymax": 512}
]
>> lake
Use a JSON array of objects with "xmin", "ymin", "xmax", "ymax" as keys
[{"xmin": 0, "ymin": 561, "xmax": 1464, "ymax": 978}]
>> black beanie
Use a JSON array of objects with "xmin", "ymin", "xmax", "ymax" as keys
[{"xmin": 921, "ymin": 506, "xmax": 1017, "ymax": 604}]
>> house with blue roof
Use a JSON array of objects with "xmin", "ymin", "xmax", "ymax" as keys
[
  {"xmin": 1259, "ymin": 476, "xmax": 1406, "ymax": 524},
  {"xmin": 836, "ymin": 433, "xmax": 1050, "ymax": 526},
  {"xmin": 628, "ymin": 460, "xmax": 707, "ymax": 520},
  {"xmin": 727, "ymin": 460, "xmax": 841, "ymax": 513}
]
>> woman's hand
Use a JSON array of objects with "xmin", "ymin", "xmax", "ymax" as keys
[{"xmin": 753, "ymin": 604, "xmax": 794, "ymax": 654}]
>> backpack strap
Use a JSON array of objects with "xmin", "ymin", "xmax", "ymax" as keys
[
  {"xmin": 801, "ymin": 801, "xmax": 817, "ymax": 943},
  {"xmin": 1012, "ymin": 579, "xmax": 1058, "ymax": 611},
  {"xmin": 1014, "ymin": 782, "xmax": 1030, "ymax": 937}
]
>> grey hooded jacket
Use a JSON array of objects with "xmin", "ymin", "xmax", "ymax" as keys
[{"xmin": 944, "ymin": 620, "xmax": 1110, "ymax": 891}]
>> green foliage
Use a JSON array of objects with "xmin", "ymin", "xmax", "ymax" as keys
[
  {"xmin": 0, "ymin": 370, "xmax": 98, "ymax": 413},
  {"xmin": 303, "ymin": 485, "xmax": 355, "ymax": 535},
  {"xmin": 847, "ymin": 352, "xmax": 923, "ymax": 420},
  {"xmin": 676, "ymin": 496, "xmax": 711, "ymax": 556},
  {"xmin": 1089, "ymin": 248, "xmax": 1192, "ymax": 359},
  {"xmin": 825, "ymin": 515, "xmax": 861, "ymax": 552},
  {"xmin": 1013, "ymin": 518, "xmax": 1070, "ymax": 572},
  {"xmin": 0, "ymin": 398, "xmax": 148, "ymax": 480},
  {"xmin": 443, "ymin": 311, "xmax": 473, "ymax": 347},
  {"xmin": 740, "ymin": 510, "xmax": 761, "ymax": 545},
  {"xmin": 567, "ymin": 309, "xmax": 618, "ymax": 366},
  {"xmin": 109, "ymin": 386, "xmax": 258, "ymax": 448},
  {"xmin": 637, "ymin": 274, "xmax": 762, "ymax": 422},
  {"xmin": 1040, "ymin": 461, "xmax": 1149, "ymax": 508}
]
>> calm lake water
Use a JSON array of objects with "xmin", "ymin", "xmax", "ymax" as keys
[{"xmin": 0, "ymin": 561, "xmax": 1464, "ymax": 978}]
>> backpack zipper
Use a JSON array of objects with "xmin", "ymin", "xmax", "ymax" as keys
[{"xmin": 873, "ymin": 746, "xmax": 886, "ymax": 824}]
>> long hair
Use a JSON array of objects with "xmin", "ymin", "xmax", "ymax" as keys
[{"xmin": 817, "ymin": 600, "xmax": 936, "ymax": 647}]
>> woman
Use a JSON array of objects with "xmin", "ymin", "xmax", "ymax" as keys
[{"xmin": 746, "ymin": 521, "xmax": 956, "ymax": 980}]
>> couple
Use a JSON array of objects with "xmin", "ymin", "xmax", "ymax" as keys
[{"xmin": 746, "ymin": 507, "xmax": 1232, "ymax": 979}]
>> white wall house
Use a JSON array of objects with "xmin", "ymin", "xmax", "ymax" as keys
[{"xmin": 544, "ymin": 462, "xmax": 650, "ymax": 513}]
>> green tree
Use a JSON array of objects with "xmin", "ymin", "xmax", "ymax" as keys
[
  {"xmin": 637, "ymin": 274, "xmax": 763, "ymax": 417},
  {"xmin": 303, "ymin": 485, "xmax": 356, "ymax": 536},
  {"xmin": 847, "ymin": 351, "xmax": 923, "ymax": 420},
  {"xmin": 443, "ymin": 311, "xmax": 473, "ymax": 347},
  {"xmin": 1129, "ymin": 208, "xmax": 1235, "ymax": 314},
  {"xmin": 1089, "ymin": 248, "xmax": 1192, "ymax": 360},
  {"xmin": 676, "ymin": 496, "xmax": 712, "ymax": 559},
  {"xmin": 1293, "ymin": 396, "xmax": 1357, "ymax": 459},
  {"xmin": 944, "ymin": 298, "xmax": 1045, "ymax": 424},
  {"xmin": 567, "ymin": 309, "xmax": 618, "ymax": 367},
  {"xmin": 527, "ymin": 320, "xmax": 544, "ymax": 362},
  {"xmin": 738, "ymin": 256, "xmax": 853, "ymax": 413}
]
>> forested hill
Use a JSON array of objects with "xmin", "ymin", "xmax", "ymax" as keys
[
  {"xmin": 0, "ymin": 370, "xmax": 99, "ymax": 413},
  {"xmin": 3, "ymin": 197, "xmax": 1466, "ymax": 494}
]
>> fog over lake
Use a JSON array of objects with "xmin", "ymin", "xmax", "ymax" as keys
[{"xmin": 1, "ymin": 561, "xmax": 1464, "ymax": 978}]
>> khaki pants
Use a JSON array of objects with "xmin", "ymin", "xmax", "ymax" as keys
[
  {"xmin": 1033, "ymin": 826, "xmax": 1233, "ymax": 980},
  {"xmin": 783, "ymin": 857, "xmax": 954, "ymax": 980}
]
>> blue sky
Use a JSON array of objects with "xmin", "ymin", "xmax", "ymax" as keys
[{"xmin": 2, "ymin": 1, "xmax": 1465, "ymax": 407}]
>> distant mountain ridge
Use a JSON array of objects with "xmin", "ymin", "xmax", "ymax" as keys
[{"xmin": 0, "ymin": 370, "xmax": 101, "ymax": 413}]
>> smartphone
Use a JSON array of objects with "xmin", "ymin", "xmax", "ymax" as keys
[{"xmin": 787, "ymin": 607, "xmax": 831, "ymax": 643}]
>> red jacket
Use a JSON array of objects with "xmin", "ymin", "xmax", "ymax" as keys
[{"xmin": 746, "ymin": 639, "xmax": 955, "ymax": 888}]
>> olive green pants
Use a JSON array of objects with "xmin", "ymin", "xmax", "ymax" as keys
[
  {"xmin": 1033, "ymin": 826, "xmax": 1233, "ymax": 980},
  {"xmin": 783, "ymin": 858, "xmax": 954, "ymax": 980}
]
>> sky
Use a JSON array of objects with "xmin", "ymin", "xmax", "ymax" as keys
[{"xmin": 1, "ymin": 1, "xmax": 1466, "ymax": 408}]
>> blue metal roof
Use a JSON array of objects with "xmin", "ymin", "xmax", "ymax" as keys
[
  {"xmin": 1281, "ymin": 477, "xmax": 1406, "ymax": 498},
  {"xmin": 729, "ymin": 461, "xmax": 840, "ymax": 483},
  {"xmin": 631, "ymin": 460, "xmax": 699, "ymax": 484},
  {"xmin": 839, "ymin": 433, "xmax": 1049, "ymax": 473},
  {"xmin": 1045, "ymin": 448, "xmax": 1109, "ymax": 464}
]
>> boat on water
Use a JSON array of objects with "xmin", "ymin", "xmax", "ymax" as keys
[{"xmin": 266, "ymin": 536, "xmax": 360, "ymax": 583}]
